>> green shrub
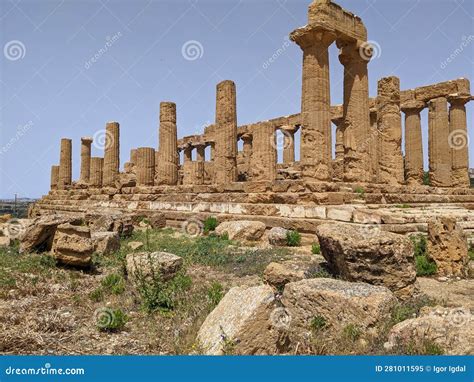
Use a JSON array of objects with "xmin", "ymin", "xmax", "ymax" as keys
[
  {"xmin": 343, "ymin": 324, "xmax": 361, "ymax": 342},
  {"xmin": 410, "ymin": 235, "xmax": 437, "ymax": 276},
  {"xmin": 355, "ymin": 186, "xmax": 365, "ymax": 197},
  {"xmin": 415, "ymin": 255, "xmax": 437, "ymax": 276},
  {"xmin": 310, "ymin": 315, "xmax": 327, "ymax": 332},
  {"xmin": 423, "ymin": 171, "xmax": 430, "ymax": 186},
  {"xmin": 96, "ymin": 308, "xmax": 128, "ymax": 332},
  {"xmin": 311, "ymin": 243, "xmax": 321, "ymax": 255},
  {"xmin": 203, "ymin": 217, "xmax": 219, "ymax": 233},
  {"xmin": 89, "ymin": 288, "xmax": 104, "ymax": 302},
  {"xmin": 207, "ymin": 281, "xmax": 224, "ymax": 307},
  {"xmin": 286, "ymin": 230, "xmax": 301, "ymax": 247},
  {"xmin": 468, "ymin": 245, "xmax": 474, "ymax": 261},
  {"xmin": 101, "ymin": 273, "xmax": 125, "ymax": 295}
]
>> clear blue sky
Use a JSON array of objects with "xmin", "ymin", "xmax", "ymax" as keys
[{"xmin": 1, "ymin": 0, "xmax": 473, "ymax": 199}]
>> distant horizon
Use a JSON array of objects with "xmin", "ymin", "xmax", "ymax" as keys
[{"xmin": 1, "ymin": 0, "xmax": 473, "ymax": 198}]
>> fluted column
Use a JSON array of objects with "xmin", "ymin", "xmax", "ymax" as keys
[
  {"xmin": 136, "ymin": 147, "xmax": 155, "ymax": 186},
  {"xmin": 157, "ymin": 102, "xmax": 178, "ymax": 185},
  {"xmin": 103, "ymin": 121, "xmax": 120, "ymax": 187},
  {"xmin": 50, "ymin": 165, "xmax": 59, "ymax": 190},
  {"xmin": 333, "ymin": 118, "xmax": 344, "ymax": 182},
  {"xmin": 250, "ymin": 122, "xmax": 277, "ymax": 181},
  {"xmin": 195, "ymin": 144, "xmax": 205, "ymax": 185},
  {"xmin": 58, "ymin": 138, "xmax": 72, "ymax": 190},
  {"xmin": 377, "ymin": 76, "xmax": 404, "ymax": 184},
  {"xmin": 338, "ymin": 41, "xmax": 371, "ymax": 182},
  {"xmin": 448, "ymin": 96, "xmax": 470, "ymax": 187},
  {"xmin": 291, "ymin": 28, "xmax": 335, "ymax": 181},
  {"xmin": 428, "ymin": 97, "xmax": 452, "ymax": 187},
  {"xmin": 369, "ymin": 111, "xmax": 379, "ymax": 182},
  {"xmin": 80, "ymin": 137, "xmax": 93, "ymax": 183},
  {"xmin": 402, "ymin": 102, "xmax": 425, "ymax": 185},
  {"xmin": 90, "ymin": 157, "xmax": 103, "ymax": 187},
  {"xmin": 281, "ymin": 127, "xmax": 295, "ymax": 163},
  {"xmin": 215, "ymin": 80, "xmax": 238, "ymax": 184}
]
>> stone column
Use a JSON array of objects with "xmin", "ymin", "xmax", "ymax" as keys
[
  {"xmin": 402, "ymin": 102, "xmax": 425, "ymax": 185},
  {"xmin": 369, "ymin": 111, "xmax": 379, "ymax": 182},
  {"xmin": 182, "ymin": 146, "xmax": 193, "ymax": 185},
  {"xmin": 448, "ymin": 96, "xmax": 470, "ymax": 187},
  {"xmin": 376, "ymin": 76, "xmax": 404, "ymax": 184},
  {"xmin": 338, "ymin": 41, "xmax": 371, "ymax": 182},
  {"xmin": 291, "ymin": 28, "xmax": 335, "ymax": 181},
  {"xmin": 428, "ymin": 97, "xmax": 452, "ymax": 187},
  {"xmin": 250, "ymin": 122, "xmax": 277, "ymax": 181},
  {"xmin": 157, "ymin": 102, "xmax": 178, "ymax": 185},
  {"xmin": 50, "ymin": 165, "xmax": 59, "ymax": 190},
  {"xmin": 136, "ymin": 147, "xmax": 155, "ymax": 186},
  {"xmin": 333, "ymin": 118, "xmax": 344, "ymax": 181},
  {"xmin": 90, "ymin": 157, "xmax": 103, "ymax": 187},
  {"xmin": 130, "ymin": 149, "xmax": 138, "ymax": 165},
  {"xmin": 58, "ymin": 138, "xmax": 72, "ymax": 190},
  {"xmin": 195, "ymin": 144, "xmax": 205, "ymax": 185},
  {"xmin": 281, "ymin": 127, "xmax": 295, "ymax": 163},
  {"xmin": 103, "ymin": 121, "xmax": 120, "ymax": 187},
  {"xmin": 80, "ymin": 137, "xmax": 93, "ymax": 184},
  {"xmin": 215, "ymin": 80, "xmax": 238, "ymax": 184}
]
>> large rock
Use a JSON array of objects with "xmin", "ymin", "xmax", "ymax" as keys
[
  {"xmin": 263, "ymin": 259, "xmax": 322, "ymax": 289},
  {"xmin": 92, "ymin": 231, "xmax": 120, "ymax": 255},
  {"xmin": 282, "ymin": 278, "xmax": 396, "ymax": 343},
  {"xmin": 384, "ymin": 306, "xmax": 474, "ymax": 355},
  {"xmin": 427, "ymin": 217, "xmax": 469, "ymax": 277},
  {"xmin": 197, "ymin": 285, "xmax": 284, "ymax": 355},
  {"xmin": 316, "ymin": 223, "xmax": 416, "ymax": 299},
  {"xmin": 51, "ymin": 223, "xmax": 94, "ymax": 267},
  {"xmin": 0, "ymin": 236, "xmax": 10, "ymax": 247},
  {"xmin": 215, "ymin": 220, "xmax": 266, "ymax": 241},
  {"xmin": 19, "ymin": 215, "xmax": 82, "ymax": 254},
  {"xmin": 126, "ymin": 251, "xmax": 183, "ymax": 282},
  {"xmin": 268, "ymin": 227, "xmax": 289, "ymax": 246},
  {"xmin": 86, "ymin": 213, "xmax": 134, "ymax": 238}
]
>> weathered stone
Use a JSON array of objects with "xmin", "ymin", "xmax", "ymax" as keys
[
  {"xmin": 50, "ymin": 165, "xmax": 59, "ymax": 190},
  {"xmin": 282, "ymin": 278, "xmax": 396, "ymax": 342},
  {"xmin": 136, "ymin": 147, "xmax": 155, "ymax": 186},
  {"xmin": 448, "ymin": 96, "xmax": 470, "ymax": 188},
  {"xmin": 157, "ymin": 102, "xmax": 179, "ymax": 185},
  {"xmin": 267, "ymin": 227, "xmax": 289, "ymax": 246},
  {"xmin": 250, "ymin": 122, "xmax": 276, "ymax": 181},
  {"xmin": 197, "ymin": 284, "xmax": 281, "ymax": 355},
  {"xmin": 89, "ymin": 157, "xmax": 103, "ymax": 187},
  {"xmin": 384, "ymin": 306, "xmax": 474, "ymax": 355},
  {"xmin": 19, "ymin": 215, "xmax": 82, "ymax": 254},
  {"xmin": 215, "ymin": 220, "xmax": 266, "ymax": 241},
  {"xmin": 80, "ymin": 137, "xmax": 93, "ymax": 184},
  {"xmin": 316, "ymin": 223, "xmax": 416, "ymax": 299},
  {"xmin": 51, "ymin": 223, "xmax": 94, "ymax": 267},
  {"xmin": 128, "ymin": 241, "xmax": 144, "ymax": 251},
  {"xmin": 427, "ymin": 217, "xmax": 469, "ymax": 277},
  {"xmin": 126, "ymin": 251, "xmax": 183, "ymax": 282},
  {"xmin": 92, "ymin": 231, "xmax": 120, "ymax": 255},
  {"xmin": 0, "ymin": 236, "xmax": 10, "ymax": 247},
  {"xmin": 263, "ymin": 262, "xmax": 305, "ymax": 289}
]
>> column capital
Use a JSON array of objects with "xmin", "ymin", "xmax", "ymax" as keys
[
  {"xmin": 338, "ymin": 40, "xmax": 371, "ymax": 66},
  {"xmin": 290, "ymin": 25, "xmax": 336, "ymax": 50},
  {"xmin": 81, "ymin": 136, "xmax": 93, "ymax": 143},
  {"xmin": 447, "ymin": 94, "xmax": 472, "ymax": 107},
  {"xmin": 401, "ymin": 100, "xmax": 426, "ymax": 115},
  {"xmin": 279, "ymin": 125, "xmax": 297, "ymax": 135}
]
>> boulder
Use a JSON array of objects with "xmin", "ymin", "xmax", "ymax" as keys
[
  {"xmin": 86, "ymin": 213, "xmax": 134, "ymax": 238},
  {"xmin": 282, "ymin": 279, "xmax": 396, "ymax": 344},
  {"xmin": 197, "ymin": 285, "xmax": 284, "ymax": 355},
  {"xmin": 427, "ymin": 217, "xmax": 469, "ymax": 277},
  {"xmin": 263, "ymin": 261, "xmax": 318, "ymax": 289},
  {"xmin": 268, "ymin": 227, "xmax": 289, "ymax": 246},
  {"xmin": 0, "ymin": 236, "xmax": 10, "ymax": 247},
  {"xmin": 316, "ymin": 223, "xmax": 416, "ymax": 299},
  {"xmin": 92, "ymin": 231, "xmax": 120, "ymax": 255},
  {"xmin": 51, "ymin": 223, "xmax": 94, "ymax": 267},
  {"xmin": 148, "ymin": 213, "xmax": 166, "ymax": 229},
  {"xmin": 115, "ymin": 173, "xmax": 136, "ymax": 190},
  {"xmin": 128, "ymin": 241, "xmax": 144, "ymax": 251},
  {"xmin": 384, "ymin": 306, "xmax": 474, "ymax": 355},
  {"xmin": 215, "ymin": 220, "xmax": 266, "ymax": 241},
  {"xmin": 126, "ymin": 251, "xmax": 183, "ymax": 282},
  {"xmin": 19, "ymin": 215, "xmax": 82, "ymax": 254}
]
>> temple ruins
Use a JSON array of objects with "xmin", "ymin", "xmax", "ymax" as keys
[{"xmin": 34, "ymin": 0, "xmax": 474, "ymax": 239}]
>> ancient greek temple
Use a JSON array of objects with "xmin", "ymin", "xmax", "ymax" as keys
[{"xmin": 36, "ymin": 0, "xmax": 474, "ymax": 237}]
